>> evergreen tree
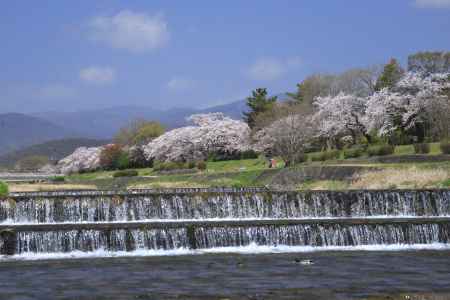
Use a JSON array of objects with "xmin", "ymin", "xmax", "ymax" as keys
[
  {"xmin": 375, "ymin": 58, "xmax": 404, "ymax": 91},
  {"xmin": 243, "ymin": 88, "xmax": 277, "ymax": 128}
]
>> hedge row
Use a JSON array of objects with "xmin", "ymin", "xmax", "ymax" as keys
[{"xmin": 153, "ymin": 161, "xmax": 207, "ymax": 172}]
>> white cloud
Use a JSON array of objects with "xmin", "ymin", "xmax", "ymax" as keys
[
  {"xmin": 246, "ymin": 56, "xmax": 302, "ymax": 81},
  {"xmin": 38, "ymin": 84, "xmax": 76, "ymax": 98},
  {"xmin": 80, "ymin": 66, "xmax": 116, "ymax": 85},
  {"xmin": 88, "ymin": 10, "xmax": 169, "ymax": 53},
  {"xmin": 166, "ymin": 77, "xmax": 196, "ymax": 91},
  {"xmin": 414, "ymin": 0, "xmax": 450, "ymax": 8}
]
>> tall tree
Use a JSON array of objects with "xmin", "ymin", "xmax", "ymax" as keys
[
  {"xmin": 288, "ymin": 74, "xmax": 335, "ymax": 104},
  {"xmin": 375, "ymin": 58, "xmax": 405, "ymax": 91},
  {"xmin": 289, "ymin": 67, "xmax": 381, "ymax": 104},
  {"xmin": 243, "ymin": 88, "xmax": 277, "ymax": 129},
  {"xmin": 408, "ymin": 51, "xmax": 450, "ymax": 75},
  {"xmin": 336, "ymin": 65, "xmax": 382, "ymax": 96},
  {"xmin": 114, "ymin": 120, "xmax": 165, "ymax": 146}
]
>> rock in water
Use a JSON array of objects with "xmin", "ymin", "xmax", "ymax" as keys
[
  {"xmin": 294, "ymin": 258, "xmax": 314, "ymax": 265},
  {"xmin": 143, "ymin": 113, "xmax": 252, "ymax": 162},
  {"xmin": 300, "ymin": 259, "xmax": 314, "ymax": 265}
]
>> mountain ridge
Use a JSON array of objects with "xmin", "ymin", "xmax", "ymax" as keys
[
  {"xmin": 32, "ymin": 93, "xmax": 289, "ymax": 139},
  {"xmin": 0, "ymin": 113, "xmax": 79, "ymax": 155},
  {"xmin": 0, "ymin": 138, "xmax": 109, "ymax": 168},
  {"xmin": 1, "ymin": 93, "xmax": 289, "ymax": 156},
  {"xmin": 33, "ymin": 99, "xmax": 250, "ymax": 139}
]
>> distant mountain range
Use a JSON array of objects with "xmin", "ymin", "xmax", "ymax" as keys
[
  {"xmin": 33, "ymin": 98, "xmax": 252, "ymax": 139},
  {"xmin": 33, "ymin": 94, "xmax": 288, "ymax": 138},
  {"xmin": 0, "ymin": 113, "xmax": 78, "ymax": 156},
  {"xmin": 0, "ymin": 93, "xmax": 289, "ymax": 157}
]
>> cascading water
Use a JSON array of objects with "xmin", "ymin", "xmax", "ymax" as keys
[
  {"xmin": 1, "ymin": 190, "xmax": 449, "ymax": 224},
  {"xmin": 194, "ymin": 223, "xmax": 449, "ymax": 248},
  {"xmin": 16, "ymin": 228, "xmax": 188, "ymax": 253},
  {"xmin": 1, "ymin": 189, "xmax": 449, "ymax": 258}
]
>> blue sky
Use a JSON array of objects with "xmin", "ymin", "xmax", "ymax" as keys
[{"xmin": 1, "ymin": 0, "xmax": 449, "ymax": 113}]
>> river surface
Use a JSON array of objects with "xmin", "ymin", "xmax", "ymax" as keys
[{"xmin": 1, "ymin": 250, "xmax": 450, "ymax": 300}]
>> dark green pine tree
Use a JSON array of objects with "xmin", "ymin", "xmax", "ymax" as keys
[
  {"xmin": 243, "ymin": 88, "xmax": 277, "ymax": 128},
  {"xmin": 375, "ymin": 58, "xmax": 404, "ymax": 91}
]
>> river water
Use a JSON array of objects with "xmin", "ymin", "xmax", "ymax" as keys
[
  {"xmin": 1, "ymin": 250, "xmax": 450, "ymax": 300},
  {"xmin": 2, "ymin": 190, "xmax": 450, "ymax": 299}
]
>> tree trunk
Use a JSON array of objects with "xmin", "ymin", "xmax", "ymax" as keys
[{"xmin": 364, "ymin": 132, "xmax": 372, "ymax": 144}]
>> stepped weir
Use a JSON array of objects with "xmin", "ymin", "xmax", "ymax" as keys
[{"xmin": 1, "ymin": 188, "xmax": 450, "ymax": 257}]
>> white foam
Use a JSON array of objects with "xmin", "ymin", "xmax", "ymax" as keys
[
  {"xmin": 2, "ymin": 216, "xmax": 449, "ymax": 225},
  {"xmin": 199, "ymin": 243, "xmax": 450, "ymax": 254},
  {"xmin": 0, "ymin": 248, "xmax": 195, "ymax": 261},
  {"xmin": 2, "ymin": 243, "xmax": 450, "ymax": 262}
]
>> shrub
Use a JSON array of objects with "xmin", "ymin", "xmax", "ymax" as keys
[
  {"xmin": 368, "ymin": 144, "xmax": 395, "ymax": 157},
  {"xmin": 367, "ymin": 147, "xmax": 377, "ymax": 157},
  {"xmin": 286, "ymin": 152, "xmax": 307, "ymax": 165},
  {"xmin": 113, "ymin": 170, "xmax": 139, "ymax": 178},
  {"xmin": 152, "ymin": 161, "xmax": 162, "ymax": 171},
  {"xmin": 187, "ymin": 161, "xmax": 196, "ymax": 169},
  {"xmin": 99, "ymin": 144, "xmax": 124, "ymax": 170},
  {"xmin": 163, "ymin": 163, "xmax": 174, "ymax": 171},
  {"xmin": 196, "ymin": 161, "xmax": 207, "ymax": 170},
  {"xmin": 325, "ymin": 150, "xmax": 340, "ymax": 160},
  {"xmin": 152, "ymin": 161, "xmax": 165, "ymax": 172},
  {"xmin": 343, "ymin": 147, "xmax": 364, "ymax": 159},
  {"xmin": 0, "ymin": 181, "xmax": 8, "ymax": 197},
  {"xmin": 310, "ymin": 152, "xmax": 326, "ymax": 162},
  {"xmin": 153, "ymin": 161, "xmax": 188, "ymax": 172},
  {"xmin": 50, "ymin": 176, "xmax": 65, "ymax": 183},
  {"xmin": 173, "ymin": 162, "xmax": 188, "ymax": 170},
  {"xmin": 413, "ymin": 143, "xmax": 430, "ymax": 154},
  {"xmin": 240, "ymin": 150, "xmax": 259, "ymax": 160},
  {"xmin": 310, "ymin": 150, "xmax": 340, "ymax": 162},
  {"xmin": 207, "ymin": 151, "xmax": 241, "ymax": 162},
  {"xmin": 388, "ymin": 130, "xmax": 414, "ymax": 146},
  {"xmin": 441, "ymin": 141, "xmax": 450, "ymax": 154},
  {"xmin": 293, "ymin": 152, "xmax": 307, "ymax": 164}
]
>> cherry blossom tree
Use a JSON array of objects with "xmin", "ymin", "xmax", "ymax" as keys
[
  {"xmin": 254, "ymin": 110, "xmax": 316, "ymax": 166},
  {"xmin": 312, "ymin": 72, "xmax": 449, "ymax": 143},
  {"xmin": 143, "ymin": 113, "xmax": 252, "ymax": 162},
  {"xmin": 397, "ymin": 72, "xmax": 450, "ymax": 130},
  {"xmin": 313, "ymin": 92, "xmax": 370, "ymax": 145},
  {"xmin": 364, "ymin": 88, "xmax": 409, "ymax": 136},
  {"xmin": 365, "ymin": 72, "xmax": 450, "ymax": 140}
]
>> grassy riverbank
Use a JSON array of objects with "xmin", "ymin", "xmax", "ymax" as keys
[
  {"xmin": 4, "ymin": 160, "xmax": 449, "ymax": 192},
  {"xmin": 3, "ymin": 142, "xmax": 449, "ymax": 193}
]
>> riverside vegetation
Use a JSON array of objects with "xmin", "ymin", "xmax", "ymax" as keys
[
  {"xmin": 0, "ymin": 181, "xmax": 8, "ymax": 197},
  {"xmin": 5, "ymin": 51, "xmax": 450, "ymax": 193},
  {"xmin": 5, "ymin": 145, "xmax": 450, "ymax": 192}
]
